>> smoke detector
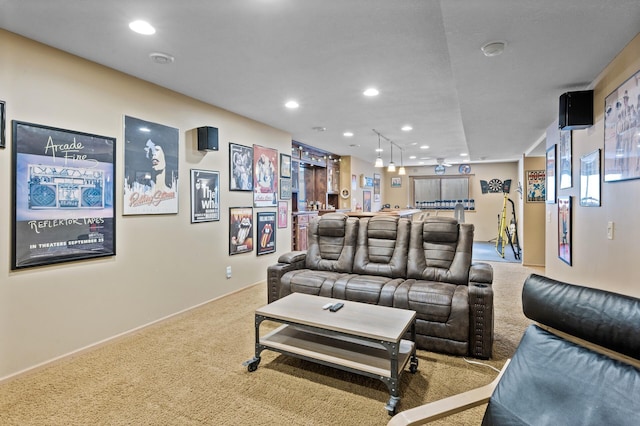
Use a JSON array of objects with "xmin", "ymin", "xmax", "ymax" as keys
[{"xmin": 149, "ymin": 52, "xmax": 175, "ymax": 64}]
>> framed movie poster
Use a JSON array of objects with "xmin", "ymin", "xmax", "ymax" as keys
[
  {"xmin": 291, "ymin": 160, "xmax": 299, "ymax": 191},
  {"xmin": 229, "ymin": 142, "xmax": 253, "ymax": 191},
  {"xmin": 580, "ymin": 149, "xmax": 601, "ymax": 207},
  {"xmin": 229, "ymin": 207, "xmax": 253, "ymax": 255},
  {"xmin": 546, "ymin": 145, "xmax": 556, "ymax": 204},
  {"xmin": 0, "ymin": 100, "xmax": 5, "ymax": 148},
  {"xmin": 559, "ymin": 130, "xmax": 572, "ymax": 189},
  {"xmin": 604, "ymin": 68, "xmax": 640, "ymax": 182},
  {"xmin": 558, "ymin": 196, "xmax": 572, "ymax": 266},
  {"xmin": 253, "ymin": 144, "xmax": 278, "ymax": 207},
  {"xmin": 256, "ymin": 211, "xmax": 276, "ymax": 256},
  {"xmin": 280, "ymin": 178, "xmax": 292, "ymax": 200},
  {"xmin": 190, "ymin": 169, "xmax": 220, "ymax": 223},
  {"xmin": 526, "ymin": 170, "xmax": 545, "ymax": 202},
  {"xmin": 123, "ymin": 115, "xmax": 179, "ymax": 215},
  {"xmin": 363, "ymin": 190, "xmax": 372, "ymax": 212},
  {"xmin": 277, "ymin": 201, "xmax": 288, "ymax": 228},
  {"xmin": 391, "ymin": 177, "xmax": 402, "ymax": 188},
  {"xmin": 373, "ymin": 173, "xmax": 381, "ymax": 202},
  {"xmin": 280, "ymin": 153, "xmax": 291, "ymax": 178},
  {"xmin": 11, "ymin": 121, "xmax": 116, "ymax": 269}
]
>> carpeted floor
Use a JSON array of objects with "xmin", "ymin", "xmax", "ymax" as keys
[
  {"xmin": 0, "ymin": 262, "xmax": 543, "ymax": 426},
  {"xmin": 473, "ymin": 241, "xmax": 521, "ymax": 263}
]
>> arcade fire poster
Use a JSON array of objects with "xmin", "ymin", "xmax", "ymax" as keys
[
  {"xmin": 190, "ymin": 169, "xmax": 220, "ymax": 223},
  {"xmin": 253, "ymin": 144, "xmax": 278, "ymax": 207},
  {"xmin": 123, "ymin": 116, "xmax": 179, "ymax": 215},
  {"xmin": 256, "ymin": 211, "xmax": 276, "ymax": 256},
  {"xmin": 11, "ymin": 121, "xmax": 116, "ymax": 269}
]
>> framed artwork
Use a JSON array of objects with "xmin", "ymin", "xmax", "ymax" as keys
[
  {"xmin": 291, "ymin": 160, "xmax": 299, "ymax": 191},
  {"xmin": 580, "ymin": 149, "xmax": 601, "ymax": 207},
  {"xmin": 280, "ymin": 153, "xmax": 291, "ymax": 178},
  {"xmin": 11, "ymin": 121, "xmax": 116, "ymax": 269},
  {"xmin": 391, "ymin": 177, "xmax": 402, "ymax": 188},
  {"xmin": 363, "ymin": 190, "xmax": 372, "ymax": 212},
  {"xmin": 253, "ymin": 144, "xmax": 278, "ymax": 207},
  {"xmin": 526, "ymin": 170, "xmax": 545, "ymax": 202},
  {"xmin": 373, "ymin": 173, "xmax": 381, "ymax": 202},
  {"xmin": 546, "ymin": 145, "xmax": 556, "ymax": 204},
  {"xmin": 279, "ymin": 178, "xmax": 292, "ymax": 200},
  {"xmin": 123, "ymin": 115, "xmax": 179, "ymax": 215},
  {"xmin": 604, "ymin": 68, "xmax": 640, "ymax": 182},
  {"xmin": 351, "ymin": 174, "xmax": 357, "ymax": 190},
  {"xmin": 256, "ymin": 211, "xmax": 276, "ymax": 256},
  {"xmin": 0, "ymin": 100, "xmax": 5, "ymax": 148},
  {"xmin": 559, "ymin": 130, "xmax": 572, "ymax": 189},
  {"xmin": 229, "ymin": 142, "xmax": 253, "ymax": 191},
  {"xmin": 229, "ymin": 207, "xmax": 253, "ymax": 255},
  {"xmin": 190, "ymin": 169, "xmax": 220, "ymax": 223},
  {"xmin": 277, "ymin": 201, "xmax": 288, "ymax": 228},
  {"xmin": 558, "ymin": 196, "xmax": 572, "ymax": 266}
]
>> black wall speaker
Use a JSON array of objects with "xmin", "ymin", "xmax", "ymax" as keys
[
  {"xmin": 559, "ymin": 90, "xmax": 593, "ymax": 130},
  {"xmin": 197, "ymin": 126, "xmax": 219, "ymax": 151}
]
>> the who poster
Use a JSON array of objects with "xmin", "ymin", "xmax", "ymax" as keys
[
  {"xmin": 253, "ymin": 144, "xmax": 278, "ymax": 207},
  {"xmin": 11, "ymin": 121, "xmax": 116, "ymax": 269},
  {"xmin": 190, "ymin": 169, "xmax": 220, "ymax": 223},
  {"xmin": 229, "ymin": 207, "xmax": 253, "ymax": 255},
  {"xmin": 256, "ymin": 211, "xmax": 276, "ymax": 256},
  {"xmin": 123, "ymin": 115, "xmax": 179, "ymax": 215}
]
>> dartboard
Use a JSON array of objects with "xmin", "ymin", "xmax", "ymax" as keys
[{"xmin": 488, "ymin": 178, "xmax": 503, "ymax": 193}]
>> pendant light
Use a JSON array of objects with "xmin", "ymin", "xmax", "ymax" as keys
[
  {"xmin": 374, "ymin": 134, "xmax": 384, "ymax": 167},
  {"xmin": 387, "ymin": 142, "xmax": 396, "ymax": 172},
  {"xmin": 398, "ymin": 147, "xmax": 406, "ymax": 175}
]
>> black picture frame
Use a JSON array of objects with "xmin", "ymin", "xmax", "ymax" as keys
[
  {"xmin": 559, "ymin": 130, "xmax": 572, "ymax": 189},
  {"xmin": 190, "ymin": 169, "xmax": 220, "ymax": 223},
  {"xmin": 0, "ymin": 100, "xmax": 6, "ymax": 149},
  {"xmin": 229, "ymin": 142, "xmax": 253, "ymax": 191},
  {"xmin": 580, "ymin": 149, "xmax": 601, "ymax": 207},
  {"xmin": 280, "ymin": 153, "xmax": 291, "ymax": 178},
  {"xmin": 12, "ymin": 121, "xmax": 116, "ymax": 269},
  {"xmin": 546, "ymin": 145, "xmax": 556, "ymax": 204},
  {"xmin": 280, "ymin": 178, "xmax": 291, "ymax": 200},
  {"xmin": 558, "ymin": 196, "xmax": 572, "ymax": 266},
  {"xmin": 256, "ymin": 211, "xmax": 276, "ymax": 256},
  {"xmin": 229, "ymin": 207, "xmax": 253, "ymax": 255}
]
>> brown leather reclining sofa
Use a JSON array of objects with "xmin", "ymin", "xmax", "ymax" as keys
[{"xmin": 267, "ymin": 213, "xmax": 494, "ymax": 358}]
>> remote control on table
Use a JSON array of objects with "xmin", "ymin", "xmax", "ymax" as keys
[
  {"xmin": 322, "ymin": 303, "xmax": 333, "ymax": 310},
  {"xmin": 329, "ymin": 302, "xmax": 344, "ymax": 312}
]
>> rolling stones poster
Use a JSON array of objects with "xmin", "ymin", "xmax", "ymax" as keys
[
  {"xmin": 256, "ymin": 211, "xmax": 276, "ymax": 256},
  {"xmin": 190, "ymin": 169, "xmax": 220, "ymax": 223},
  {"xmin": 123, "ymin": 116, "xmax": 179, "ymax": 215},
  {"xmin": 229, "ymin": 207, "xmax": 253, "ymax": 255},
  {"xmin": 253, "ymin": 144, "xmax": 278, "ymax": 207},
  {"xmin": 11, "ymin": 121, "xmax": 116, "ymax": 269}
]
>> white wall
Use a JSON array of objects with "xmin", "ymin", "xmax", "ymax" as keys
[
  {"xmin": 544, "ymin": 32, "xmax": 640, "ymax": 298},
  {"xmin": 0, "ymin": 30, "xmax": 292, "ymax": 378}
]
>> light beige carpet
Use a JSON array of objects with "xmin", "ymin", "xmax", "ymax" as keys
[{"xmin": 0, "ymin": 262, "xmax": 542, "ymax": 425}]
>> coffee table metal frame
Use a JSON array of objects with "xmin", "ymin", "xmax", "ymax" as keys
[{"xmin": 244, "ymin": 293, "xmax": 418, "ymax": 415}]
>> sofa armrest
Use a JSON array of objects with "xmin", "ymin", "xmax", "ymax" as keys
[
  {"xmin": 468, "ymin": 280, "xmax": 494, "ymax": 359},
  {"xmin": 267, "ymin": 251, "xmax": 307, "ymax": 303},
  {"xmin": 470, "ymin": 262, "xmax": 493, "ymax": 285}
]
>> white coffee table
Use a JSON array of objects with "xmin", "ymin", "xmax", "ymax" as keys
[{"xmin": 244, "ymin": 293, "xmax": 418, "ymax": 415}]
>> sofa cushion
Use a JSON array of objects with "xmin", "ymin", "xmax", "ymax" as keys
[
  {"xmin": 306, "ymin": 213, "xmax": 358, "ymax": 273},
  {"xmin": 353, "ymin": 216, "xmax": 410, "ymax": 278},
  {"xmin": 332, "ymin": 274, "xmax": 405, "ymax": 306},
  {"xmin": 279, "ymin": 269, "xmax": 348, "ymax": 299}
]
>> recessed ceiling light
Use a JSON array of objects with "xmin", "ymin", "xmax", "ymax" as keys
[
  {"xmin": 375, "ymin": 148, "xmax": 384, "ymax": 152},
  {"xmin": 363, "ymin": 88, "xmax": 379, "ymax": 97},
  {"xmin": 149, "ymin": 52, "xmax": 174, "ymax": 64},
  {"xmin": 343, "ymin": 132, "xmax": 354, "ymax": 137},
  {"xmin": 129, "ymin": 20, "xmax": 156, "ymax": 35},
  {"xmin": 481, "ymin": 41, "xmax": 506, "ymax": 57},
  {"xmin": 420, "ymin": 156, "xmax": 430, "ymax": 160},
  {"xmin": 401, "ymin": 125, "xmax": 413, "ymax": 131},
  {"xmin": 420, "ymin": 145, "xmax": 429, "ymax": 149},
  {"xmin": 409, "ymin": 155, "xmax": 417, "ymax": 160},
  {"xmin": 285, "ymin": 100, "xmax": 299, "ymax": 109},
  {"xmin": 419, "ymin": 161, "xmax": 425, "ymax": 165},
  {"xmin": 460, "ymin": 153, "xmax": 468, "ymax": 157}
]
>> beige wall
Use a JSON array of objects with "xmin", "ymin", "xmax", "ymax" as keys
[
  {"xmin": 0, "ymin": 31, "xmax": 292, "ymax": 378},
  {"xmin": 522, "ymin": 156, "xmax": 546, "ymax": 266},
  {"xmin": 383, "ymin": 162, "xmax": 520, "ymax": 242},
  {"xmin": 544, "ymin": 32, "xmax": 640, "ymax": 298}
]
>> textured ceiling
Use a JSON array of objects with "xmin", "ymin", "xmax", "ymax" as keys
[{"xmin": 1, "ymin": 0, "xmax": 639, "ymax": 168}]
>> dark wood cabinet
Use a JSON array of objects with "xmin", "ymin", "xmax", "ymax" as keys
[{"xmin": 292, "ymin": 212, "xmax": 318, "ymax": 251}]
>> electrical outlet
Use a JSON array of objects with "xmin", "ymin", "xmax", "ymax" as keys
[
  {"xmin": 607, "ymin": 222, "xmax": 614, "ymax": 240},
  {"xmin": 226, "ymin": 266, "xmax": 232, "ymax": 279}
]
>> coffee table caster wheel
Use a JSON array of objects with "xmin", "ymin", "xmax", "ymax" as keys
[
  {"xmin": 409, "ymin": 359, "xmax": 418, "ymax": 374},
  {"xmin": 387, "ymin": 408, "xmax": 396, "ymax": 416},
  {"xmin": 243, "ymin": 357, "xmax": 261, "ymax": 372},
  {"xmin": 385, "ymin": 396, "xmax": 400, "ymax": 416}
]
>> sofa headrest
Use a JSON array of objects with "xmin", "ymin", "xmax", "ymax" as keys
[
  {"xmin": 317, "ymin": 213, "xmax": 348, "ymax": 237},
  {"xmin": 522, "ymin": 274, "xmax": 640, "ymax": 361},
  {"xmin": 422, "ymin": 217, "xmax": 459, "ymax": 243},
  {"xmin": 367, "ymin": 215, "xmax": 399, "ymax": 239}
]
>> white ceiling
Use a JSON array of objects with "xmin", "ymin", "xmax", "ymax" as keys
[{"xmin": 1, "ymin": 0, "xmax": 639, "ymax": 168}]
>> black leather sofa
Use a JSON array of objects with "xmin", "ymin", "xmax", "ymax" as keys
[{"xmin": 267, "ymin": 213, "xmax": 494, "ymax": 358}]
